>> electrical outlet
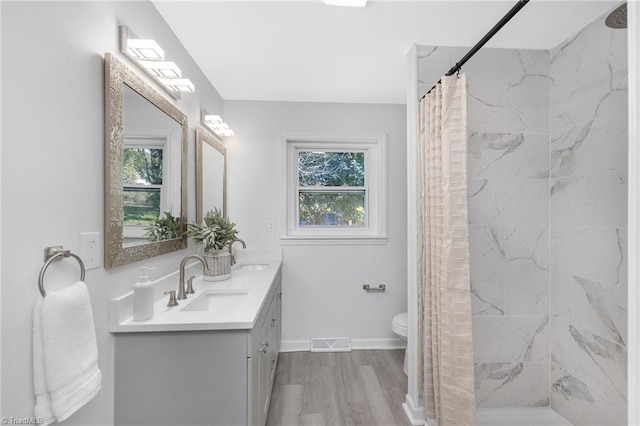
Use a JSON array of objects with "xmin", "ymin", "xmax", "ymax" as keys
[
  {"xmin": 267, "ymin": 217, "xmax": 275, "ymax": 232},
  {"xmin": 80, "ymin": 232, "xmax": 101, "ymax": 270}
]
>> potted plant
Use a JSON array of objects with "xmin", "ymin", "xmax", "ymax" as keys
[
  {"xmin": 186, "ymin": 207, "xmax": 238, "ymax": 281},
  {"xmin": 144, "ymin": 211, "xmax": 183, "ymax": 242}
]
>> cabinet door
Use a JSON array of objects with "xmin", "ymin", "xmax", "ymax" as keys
[
  {"xmin": 276, "ymin": 284, "xmax": 282, "ymax": 355},
  {"xmin": 248, "ymin": 352, "xmax": 261, "ymax": 426},
  {"xmin": 259, "ymin": 339, "xmax": 271, "ymax": 425},
  {"xmin": 268, "ymin": 310, "xmax": 278, "ymax": 385},
  {"xmin": 249, "ymin": 337, "xmax": 270, "ymax": 426}
]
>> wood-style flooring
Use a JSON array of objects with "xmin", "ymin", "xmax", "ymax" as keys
[{"xmin": 266, "ymin": 350, "xmax": 412, "ymax": 426}]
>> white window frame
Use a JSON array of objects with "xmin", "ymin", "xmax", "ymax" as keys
[
  {"xmin": 282, "ymin": 133, "xmax": 387, "ymax": 245},
  {"xmin": 122, "ymin": 136, "xmax": 168, "ymax": 240}
]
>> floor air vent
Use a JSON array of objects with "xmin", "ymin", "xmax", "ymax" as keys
[{"xmin": 310, "ymin": 337, "xmax": 352, "ymax": 352}]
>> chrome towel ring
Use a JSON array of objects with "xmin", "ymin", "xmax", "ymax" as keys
[{"xmin": 38, "ymin": 246, "xmax": 86, "ymax": 297}]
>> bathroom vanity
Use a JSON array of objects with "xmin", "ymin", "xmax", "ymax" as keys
[{"xmin": 111, "ymin": 260, "xmax": 282, "ymax": 426}]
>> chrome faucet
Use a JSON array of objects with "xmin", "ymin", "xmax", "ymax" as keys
[
  {"xmin": 229, "ymin": 238, "xmax": 247, "ymax": 265},
  {"xmin": 178, "ymin": 255, "xmax": 208, "ymax": 300}
]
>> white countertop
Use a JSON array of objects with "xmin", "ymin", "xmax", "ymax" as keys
[{"xmin": 109, "ymin": 257, "xmax": 282, "ymax": 333}]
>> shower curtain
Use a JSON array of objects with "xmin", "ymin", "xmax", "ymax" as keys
[{"xmin": 417, "ymin": 73, "xmax": 476, "ymax": 426}]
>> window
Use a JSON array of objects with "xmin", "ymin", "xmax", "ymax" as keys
[
  {"xmin": 284, "ymin": 134, "xmax": 387, "ymax": 243},
  {"xmin": 123, "ymin": 145, "xmax": 164, "ymax": 226},
  {"xmin": 122, "ymin": 136, "xmax": 173, "ymax": 241}
]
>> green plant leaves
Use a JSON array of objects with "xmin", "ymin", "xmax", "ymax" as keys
[
  {"xmin": 186, "ymin": 207, "xmax": 238, "ymax": 252},
  {"xmin": 144, "ymin": 211, "xmax": 182, "ymax": 242}
]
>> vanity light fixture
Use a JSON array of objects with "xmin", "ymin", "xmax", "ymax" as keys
[
  {"xmin": 138, "ymin": 61, "xmax": 182, "ymax": 78},
  {"xmin": 202, "ymin": 111, "xmax": 234, "ymax": 138},
  {"xmin": 126, "ymin": 38, "xmax": 165, "ymax": 60},
  {"xmin": 119, "ymin": 26, "xmax": 195, "ymax": 99},
  {"xmin": 160, "ymin": 78, "xmax": 195, "ymax": 93},
  {"xmin": 322, "ymin": 0, "xmax": 368, "ymax": 7}
]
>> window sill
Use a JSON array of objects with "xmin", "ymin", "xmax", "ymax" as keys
[{"xmin": 280, "ymin": 235, "xmax": 388, "ymax": 246}]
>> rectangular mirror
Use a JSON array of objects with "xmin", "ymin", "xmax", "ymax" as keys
[
  {"xmin": 196, "ymin": 126, "xmax": 227, "ymax": 222},
  {"xmin": 104, "ymin": 53, "xmax": 188, "ymax": 268}
]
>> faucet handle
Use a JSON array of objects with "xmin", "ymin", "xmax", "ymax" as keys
[
  {"xmin": 186, "ymin": 276, "xmax": 196, "ymax": 294},
  {"xmin": 164, "ymin": 290, "xmax": 179, "ymax": 307}
]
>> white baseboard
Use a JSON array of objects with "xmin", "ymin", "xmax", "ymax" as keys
[
  {"xmin": 351, "ymin": 337, "xmax": 405, "ymax": 350},
  {"xmin": 280, "ymin": 337, "xmax": 405, "ymax": 353},
  {"xmin": 280, "ymin": 340, "xmax": 310, "ymax": 352},
  {"xmin": 403, "ymin": 393, "xmax": 427, "ymax": 426}
]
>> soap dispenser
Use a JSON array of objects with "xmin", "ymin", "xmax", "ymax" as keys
[{"xmin": 133, "ymin": 267, "xmax": 155, "ymax": 321}]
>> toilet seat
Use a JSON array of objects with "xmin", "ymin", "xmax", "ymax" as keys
[{"xmin": 392, "ymin": 313, "xmax": 408, "ymax": 337}]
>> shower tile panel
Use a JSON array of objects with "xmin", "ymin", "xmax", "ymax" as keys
[
  {"xmin": 468, "ymin": 132, "xmax": 549, "ymax": 179},
  {"xmin": 504, "ymin": 225, "xmax": 549, "ymax": 269},
  {"xmin": 505, "ymin": 50, "xmax": 550, "ymax": 88},
  {"xmin": 471, "ymin": 270, "xmax": 505, "ymax": 316},
  {"xmin": 503, "ymin": 225, "xmax": 549, "ymax": 315},
  {"xmin": 472, "ymin": 316, "xmax": 548, "ymax": 364},
  {"xmin": 550, "ymin": 270, "xmax": 627, "ymax": 350},
  {"xmin": 475, "ymin": 361, "xmax": 549, "ymax": 408},
  {"xmin": 468, "ymin": 86, "xmax": 506, "ymax": 133},
  {"xmin": 469, "ymin": 224, "xmax": 505, "ymax": 270},
  {"xmin": 505, "ymin": 83, "xmax": 549, "ymax": 134},
  {"xmin": 416, "ymin": 45, "xmax": 505, "ymax": 98},
  {"xmin": 548, "ymin": 13, "xmax": 628, "ymax": 424},
  {"xmin": 468, "ymin": 178, "xmax": 549, "ymax": 226},
  {"xmin": 550, "ymin": 226, "xmax": 626, "ymax": 283},
  {"xmin": 463, "ymin": 48, "xmax": 506, "ymax": 89},
  {"xmin": 504, "ymin": 261, "xmax": 548, "ymax": 316},
  {"xmin": 550, "ymin": 346, "xmax": 626, "ymax": 425},
  {"xmin": 550, "ymin": 171, "xmax": 628, "ymax": 235},
  {"xmin": 549, "ymin": 230, "xmax": 627, "ymax": 424},
  {"xmin": 463, "ymin": 44, "xmax": 550, "ymax": 408},
  {"xmin": 551, "ymin": 89, "xmax": 628, "ymax": 136},
  {"xmin": 549, "ymin": 18, "xmax": 627, "ymax": 133},
  {"xmin": 416, "ymin": 45, "xmax": 467, "ymax": 99},
  {"xmin": 505, "ymin": 50, "xmax": 550, "ymax": 134},
  {"xmin": 550, "ymin": 113, "xmax": 628, "ymax": 178}
]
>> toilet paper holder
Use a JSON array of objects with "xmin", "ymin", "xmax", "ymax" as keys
[{"xmin": 363, "ymin": 284, "xmax": 386, "ymax": 292}]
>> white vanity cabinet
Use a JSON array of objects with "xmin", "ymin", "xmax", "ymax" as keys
[
  {"xmin": 248, "ymin": 284, "xmax": 281, "ymax": 426},
  {"xmin": 114, "ymin": 270, "xmax": 282, "ymax": 426}
]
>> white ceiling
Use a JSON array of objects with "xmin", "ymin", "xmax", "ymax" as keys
[{"xmin": 152, "ymin": 0, "xmax": 621, "ymax": 104}]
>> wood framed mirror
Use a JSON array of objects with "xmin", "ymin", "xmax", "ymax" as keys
[
  {"xmin": 104, "ymin": 52, "xmax": 187, "ymax": 268},
  {"xmin": 196, "ymin": 126, "xmax": 227, "ymax": 223}
]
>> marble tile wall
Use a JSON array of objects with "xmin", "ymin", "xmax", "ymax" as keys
[
  {"xmin": 548, "ymin": 15, "xmax": 628, "ymax": 426},
  {"xmin": 417, "ymin": 45, "xmax": 551, "ymax": 408},
  {"xmin": 416, "ymin": 9, "xmax": 627, "ymax": 421}
]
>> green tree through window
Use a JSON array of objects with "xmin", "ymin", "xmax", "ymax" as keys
[
  {"xmin": 298, "ymin": 151, "xmax": 366, "ymax": 227},
  {"xmin": 123, "ymin": 147, "xmax": 163, "ymax": 225}
]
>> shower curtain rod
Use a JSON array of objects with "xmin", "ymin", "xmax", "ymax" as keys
[{"xmin": 421, "ymin": 0, "xmax": 530, "ymax": 99}]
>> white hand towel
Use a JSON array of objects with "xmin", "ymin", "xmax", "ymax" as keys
[
  {"xmin": 33, "ymin": 297, "xmax": 55, "ymax": 426},
  {"xmin": 33, "ymin": 281, "xmax": 102, "ymax": 424}
]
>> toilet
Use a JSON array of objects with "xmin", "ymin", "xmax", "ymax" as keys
[{"xmin": 392, "ymin": 312, "xmax": 408, "ymax": 375}]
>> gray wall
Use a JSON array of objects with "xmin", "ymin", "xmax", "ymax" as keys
[
  {"xmin": 1, "ymin": 1, "xmax": 223, "ymax": 423},
  {"xmin": 1, "ymin": 3, "xmax": 408, "ymax": 422},
  {"xmin": 549, "ymin": 14, "xmax": 628, "ymax": 425},
  {"xmin": 223, "ymin": 100, "xmax": 408, "ymax": 348},
  {"xmin": 418, "ymin": 45, "xmax": 552, "ymax": 408}
]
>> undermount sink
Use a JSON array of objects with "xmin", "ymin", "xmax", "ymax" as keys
[
  {"xmin": 182, "ymin": 288, "xmax": 250, "ymax": 312},
  {"xmin": 240, "ymin": 263, "xmax": 268, "ymax": 271}
]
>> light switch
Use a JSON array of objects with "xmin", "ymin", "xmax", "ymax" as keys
[{"xmin": 80, "ymin": 232, "xmax": 101, "ymax": 270}]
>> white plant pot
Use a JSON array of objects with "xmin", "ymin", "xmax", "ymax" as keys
[{"xmin": 203, "ymin": 249, "xmax": 231, "ymax": 281}]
